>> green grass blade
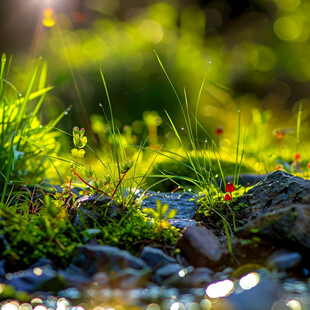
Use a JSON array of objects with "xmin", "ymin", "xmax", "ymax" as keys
[
  {"xmin": 1, "ymin": 131, "xmax": 15, "ymax": 204},
  {"xmin": 296, "ymin": 103, "xmax": 302, "ymax": 154},
  {"xmin": 16, "ymin": 58, "xmax": 41, "ymax": 126},
  {"xmin": 234, "ymin": 103, "xmax": 241, "ymax": 185}
]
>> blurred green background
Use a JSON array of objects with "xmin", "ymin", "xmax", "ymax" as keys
[{"xmin": 1, "ymin": 0, "xmax": 310, "ymax": 179}]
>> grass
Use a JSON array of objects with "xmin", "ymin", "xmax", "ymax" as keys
[
  {"xmin": 0, "ymin": 54, "xmax": 66, "ymax": 205},
  {"xmin": 1, "ymin": 52, "xmax": 310, "ymax": 273}
]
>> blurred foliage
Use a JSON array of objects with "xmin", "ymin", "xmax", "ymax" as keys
[
  {"xmin": 0, "ymin": 55, "xmax": 65, "ymax": 198},
  {"xmin": 3, "ymin": 0, "xmax": 310, "ymax": 180}
]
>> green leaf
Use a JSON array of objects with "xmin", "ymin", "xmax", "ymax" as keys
[
  {"xmin": 12, "ymin": 146, "xmax": 24, "ymax": 170},
  {"xmin": 165, "ymin": 208, "xmax": 177, "ymax": 220},
  {"xmin": 156, "ymin": 200, "xmax": 169, "ymax": 220},
  {"xmin": 120, "ymin": 160, "xmax": 133, "ymax": 173},
  {"xmin": 142, "ymin": 208, "xmax": 157, "ymax": 219}
]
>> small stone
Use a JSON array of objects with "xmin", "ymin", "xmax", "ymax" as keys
[
  {"xmin": 92, "ymin": 272, "xmax": 109, "ymax": 286},
  {"xmin": 155, "ymin": 263, "xmax": 184, "ymax": 278},
  {"xmin": 139, "ymin": 246, "xmax": 176, "ymax": 268},
  {"xmin": 267, "ymin": 250, "xmax": 302, "ymax": 271},
  {"xmin": 70, "ymin": 244, "xmax": 148, "ymax": 276},
  {"xmin": 5, "ymin": 268, "xmax": 65, "ymax": 293},
  {"xmin": 168, "ymin": 219, "xmax": 199, "ymax": 230},
  {"xmin": 110, "ymin": 268, "xmax": 151, "ymax": 289},
  {"xmin": 176, "ymin": 226, "xmax": 222, "ymax": 267}
]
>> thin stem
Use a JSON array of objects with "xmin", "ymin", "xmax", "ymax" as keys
[
  {"xmin": 112, "ymin": 168, "xmax": 129, "ymax": 199},
  {"xmin": 74, "ymin": 171, "xmax": 109, "ymax": 196}
]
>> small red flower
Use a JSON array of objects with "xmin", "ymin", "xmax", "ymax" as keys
[
  {"xmin": 308, "ymin": 162, "xmax": 310, "ymax": 169},
  {"xmin": 215, "ymin": 127, "xmax": 223, "ymax": 136},
  {"xmin": 276, "ymin": 132, "xmax": 285, "ymax": 139},
  {"xmin": 294, "ymin": 153, "xmax": 300, "ymax": 162},
  {"xmin": 226, "ymin": 182, "xmax": 235, "ymax": 193},
  {"xmin": 225, "ymin": 193, "xmax": 232, "ymax": 201},
  {"xmin": 275, "ymin": 165, "xmax": 281, "ymax": 171}
]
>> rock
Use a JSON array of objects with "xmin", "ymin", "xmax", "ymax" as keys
[
  {"xmin": 168, "ymin": 219, "xmax": 199, "ymax": 230},
  {"xmin": 163, "ymin": 266, "xmax": 213, "ymax": 288},
  {"xmin": 238, "ymin": 170, "xmax": 310, "ymax": 220},
  {"xmin": 58, "ymin": 265, "xmax": 91, "ymax": 288},
  {"xmin": 70, "ymin": 244, "xmax": 148, "ymax": 277},
  {"xmin": 71, "ymin": 194, "xmax": 121, "ymax": 230},
  {"xmin": 4, "ymin": 268, "xmax": 66, "ymax": 293},
  {"xmin": 155, "ymin": 263, "xmax": 184, "ymax": 278},
  {"xmin": 29, "ymin": 258, "xmax": 55, "ymax": 270},
  {"xmin": 142, "ymin": 191, "xmax": 198, "ymax": 219},
  {"xmin": 58, "ymin": 287, "xmax": 82, "ymax": 300},
  {"xmin": 139, "ymin": 246, "xmax": 176, "ymax": 269},
  {"xmin": 176, "ymin": 226, "xmax": 222, "ymax": 267},
  {"xmin": 92, "ymin": 272, "xmax": 109, "ymax": 286},
  {"xmin": 153, "ymin": 263, "xmax": 184, "ymax": 284},
  {"xmin": 110, "ymin": 267, "xmax": 151, "ymax": 289},
  {"xmin": 236, "ymin": 203, "xmax": 310, "ymax": 248},
  {"xmin": 0, "ymin": 260, "xmax": 6, "ymax": 278},
  {"xmin": 266, "ymin": 250, "xmax": 302, "ymax": 271}
]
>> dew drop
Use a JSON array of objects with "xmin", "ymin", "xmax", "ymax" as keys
[
  {"xmin": 205, "ymin": 138, "xmax": 208, "ymax": 143},
  {"xmin": 64, "ymin": 111, "xmax": 68, "ymax": 115},
  {"xmin": 208, "ymin": 60, "xmax": 212, "ymax": 64},
  {"xmin": 181, "ymin": 127, "xmax": 184, "ymax": 131}
]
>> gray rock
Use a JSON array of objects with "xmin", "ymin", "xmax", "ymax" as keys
[
  {"xmin": 153, "ymin": 263, "xmax": 185, "ymax": 284},
  {"xmin": 139, "ymin": 246, "xmax": 176, "ymax": 268},
  {"xmin": 236, "ymin": 203, "xmax": 310, "ymax": 248},
  {"xmin": 238, "ymin": 170, "xmax": 310, "ymax": 220},
  {"xmin": 142, "ymin": 191, "xmax": 198, "ymax": 219},
  {"xmin": 71, "ymin": 194, "xmax": 121, "ymax": 230},
  {"xmin": 266, "ymin": 250, "xmax": 302, "ymax": 271},
  {"xmin": 163, "ymin": 266, "xmax": 213, "ymax": 288},
  {"xmin": 70, "ymin": 244, "xmax": 148, "ymax": 276},
  {"xmin": 58, "ymin": 266, "xmax": 90, "ymax": 288},
  {"xmin": 5, "ymin": 268, "xmax": 66, "ymax": 293},
  {"xmin": 176, "ymin": 226, "xmax": 222, "ymax": 268},
  {"xmin": 92, "ymin": 272, "xmax": 109, "ymax": 286},
  {"xmin": 0, "ymin": 260, "xmax": 6, "ymax": 278},
  {"xmin": 168, "ymin": 219, "xmax": 199, "ymax": 229},
  {"xmin": 110, "ymin": 267, "xmax": 151, "ymax": 289},
  {"xmin": 155, "ymin": 263, "xmax": 184, "ymax": 278}
]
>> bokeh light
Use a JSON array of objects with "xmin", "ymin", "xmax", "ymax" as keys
[
  {"xmin": 200, "ymin": 299, "xmax": 212, "ymax": 310},
  {"xmin": 287, "ymin": 300, "xmax": 302, "ymax": 310},
  {"xmin": 42, "ymin": 7, "xmax": 56, "ymax": 28},
  {"xmin": 33, "ymin": 267, "xmax": 43, "ymax": 276},
  {"xmin": 170, "ymin": 302, "xmax": 185, "ymax": 310},
  {"xmin": 2, "ymin": 301, "xmax": 20, "ymax": 310},
  {"xmin": 146, "ymin": 304, "xmax": 161, "ymax": 310},
  {"xmin": 239, "ymin": 272, "xmax": 260, "ymax": 290},
  {"xmin": 206, "ymin": 279, "xmax": 234, "ymax": 298},
  {"xmin": 273, "ymin": 17, "xmax": 300, "ymax": 41}
]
